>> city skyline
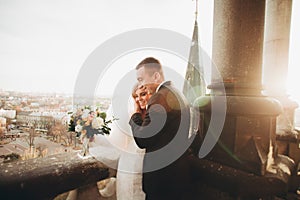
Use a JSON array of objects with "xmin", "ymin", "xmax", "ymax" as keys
[{"xmin": 1, "ymin": 1, "xmax": 300, "ymax": 101}]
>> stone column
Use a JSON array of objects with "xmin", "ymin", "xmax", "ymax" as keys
[
  {"xmin": 263, "ymin": 0, "xmax": 298, "ymax": 135},
  {"xmin": 195, "ymin": 0, "xmax": 294, "ymax": 178},
  {"xmin": 211, "ymin": 0, "xmax": 265, "ymax": 96}
]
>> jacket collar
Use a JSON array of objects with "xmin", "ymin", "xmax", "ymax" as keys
[{"xmin": 156, "ymin": 80, "xmax": 171, "ymax": 92}]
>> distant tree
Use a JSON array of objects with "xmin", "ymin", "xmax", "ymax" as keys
[
  {"xmin": 49, "ymin": 120, "xmax": 69, "ymax": 145},
  {"xmin": 35, "ymin": 144, "xmax": 48, "ymax": 158},
  {"xmin": 6, "ymin": 118, "xmax": 12, "ymax": 130},
  {"xmin": 61, "ymin": 131, "xmax": 73, "ymax": 146},
  {"xmin": 0, "ymin": 127, "xmax": 4, "ymax": 139},
  {"xmin": 24, "ymin": 120, "xmax": 38, "ymax": 148}
]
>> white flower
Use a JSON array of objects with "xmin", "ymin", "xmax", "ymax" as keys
[
  {"xmin": 81, "ymin": 109, "xmax": 90, "ymax": 121},
  {"xmin": 92, "ymin": 117, "xmax": 104, "ymax": 129},
  {"xmin": 75, "ymin": 124, "xmax": 82, "ymax": 132}
]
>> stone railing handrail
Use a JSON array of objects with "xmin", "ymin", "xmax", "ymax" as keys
[{"xmin": 0, "ymin": 152, "xmax": 115, "ymax": 200}]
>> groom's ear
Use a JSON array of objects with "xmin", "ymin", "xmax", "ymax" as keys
[{"xmin": 153, "ymin": 72, "xmax": 161, "ymax": 83}]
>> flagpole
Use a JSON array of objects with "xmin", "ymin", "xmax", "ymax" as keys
[{"xmin": 195, "ymin": 0, "xmax": 198, "ymax": 19}]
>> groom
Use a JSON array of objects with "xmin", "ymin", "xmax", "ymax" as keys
[{"xmin": 129, "ymin": 57, "xmax": 192, "ymax": 200}]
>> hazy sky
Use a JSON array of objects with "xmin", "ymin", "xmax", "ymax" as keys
[
  {"xmin": 0, "ymin": 0, "xmax": 299, "ymax": 99},
  {"xmin": 0, "ymin": 0, "xmax": 213, "ymax": 96}
]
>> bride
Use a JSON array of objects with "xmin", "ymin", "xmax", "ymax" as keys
[{"xmin": 89, "ymin": 83, "xmax": 158, "ymax": 200}]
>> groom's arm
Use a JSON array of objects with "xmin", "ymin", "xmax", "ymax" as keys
[{"xmin": 129, "ymin": 112, "xmax": 145, "ymax": 148}]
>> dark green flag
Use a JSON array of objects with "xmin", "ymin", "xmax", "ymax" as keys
[{"xmin": 183, "ymin": 19, "xmax": 206, "ymax": 105}]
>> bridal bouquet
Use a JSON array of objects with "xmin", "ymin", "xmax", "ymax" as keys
[{"xmin": 70, "ymin": 107, "xmax": 117, "ymax": 136}]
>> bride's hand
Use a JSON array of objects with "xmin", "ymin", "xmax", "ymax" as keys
[{"xmin": 134, "ymin": 99, "xmax": 142, "ymax": 114}]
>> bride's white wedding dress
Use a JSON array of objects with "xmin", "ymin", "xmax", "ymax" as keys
[{"xmin": 89, "ymin": 104, "xmax": 145, "ymax": 200}]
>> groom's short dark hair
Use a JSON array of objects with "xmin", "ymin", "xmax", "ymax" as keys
[{"xmin": 136, "ymin": 57, "xmax": 164, "ymax": 78}]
